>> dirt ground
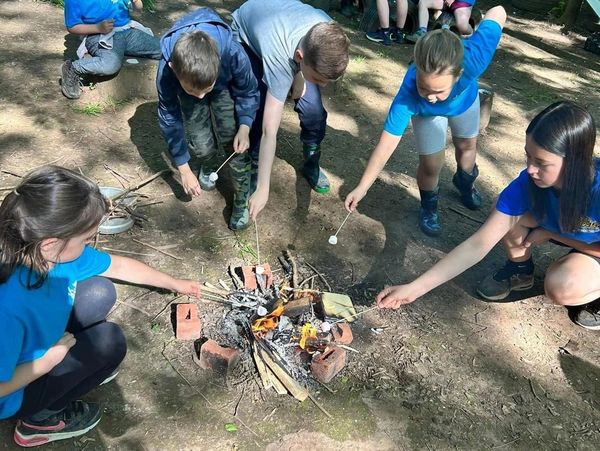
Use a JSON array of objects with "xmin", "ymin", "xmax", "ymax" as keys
[{"xmin": 1, "ymin": 0, "xmax": 600, "ymax": 449}]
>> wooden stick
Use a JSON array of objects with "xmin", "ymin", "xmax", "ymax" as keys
[
  {"xmin": 0, "ymin": 169, "xmax": 23, "ymax": 178},
  {"xmin": 308, "ymin": 393, "xmax": 333, "ymax": 419},
  {"xmin": 252, "ymin": 342, "xmax": 273, "ymax": 390},
  {"xmin": 448, "ymin": 206, "xmax": 484, "ymax": 224},
  {"xmin": 284, "ymin": 250, "xmax": 298, "ymax": 288},
  {"xmin": 257, "ymin": 348, "xmax": 308, "ymax": 401},
  {"xmin": 109, "ymin": 169, "xmax": 171, "ymax": 202},
  {"xmin": 0, "ymin": 186, "xmax": 16, "ymax": 191},
  {"xmin": 202, "ymin": 282, "xmax": 230, "ymax": 296},
  {"xmin": 305, "ymin": 261, "xmax": 332, "ymax": 291},
  {"xmin": 132, "ymin": 238, "xmax": 183, "ymax": 260},
  {"xmin": 331, "ymin": 306, "xmax": 379, "ymax": 324},
  {"xmin": 100, "ymin": 246, "xmax": 154, "ymax": 257},
  {"xmin": 214, "ymin": 151, "xmax": 237, "ymax": 174}
]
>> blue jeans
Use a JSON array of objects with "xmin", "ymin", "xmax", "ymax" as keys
[
  {"xmin": 243, "ymin": 44, "xmax": 328, "ymax": 169},
  {"xmin": 12, "ymin": 277, "xmax": 127, "ymax": 420},
  {"xmin": 73, "ymin": 29, "xmax": 161, "ymax": 77}
]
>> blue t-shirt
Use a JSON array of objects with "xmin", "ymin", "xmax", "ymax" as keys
[
  {"xmin": 64, "ymin": 0, "xmax": 132, "ymax": 29},
  {"xmin": 496, "ymin": 160, "xmax": 600, "ymax": 244},
  {"xmin": 0, "ymin": 246, "xmax": 111, "ymax": 419},
  {"xmin": 384, "ymin": 19, "xmax": 502, "ymax": 137}
]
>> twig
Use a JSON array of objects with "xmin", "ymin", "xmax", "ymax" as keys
[
  {"xmin": 0, "ymin": 186, "xmax": 16, "ymax": 191},
  {"xmin": 448, "ymin": 206, "xmax": 484, "ymax": 224},
  {"xmin": 305, "ymin": 261, "xmax": 332, "ymax": 291},
  {"xmin": 299, "ymin": 274, "xmax": 317, "ymax": 287},
  {"xmin": 116, "ymin": 297, "xmax": 153, "ymax": 317},
  {"xmin": 307, "ymin": 393, "xmax": 333, "ymax": 419},
  {"xmin": 491, "ymin": 437, "xmax": 519, "ymax": 449},
  {"xmin": 262, "ymin": 407, "xmax": 277, "ymax": 422},
  {"xmin": 233, "ymin": 389, "xmax": 245, "ymax": 417},
  {"xmin": 109, "ymin": 169, "xmax": 171, "ymax": 202},
  {"xmin": 100, "ymin": 247, "xmax": 154, "ymax": 257},
  {"xmin": 228, "ymin": 265, "xmax": 243, "ymax": 290},
  {"xmin": 284, "ymin": 250, "xmax": 298, "ymax": 288},
  {"xmin": 528, "ymin": 378, "xmax": 542, "ymax": 402},
  {"xmin": 132, "ymin": 238, "xmax": 183, "ymax": 260},
  {"xmin": 151, "ymin": 294, "xmax": 186, "ymax": 321},
  {"xmin": 331, "ymin": 306, "xmax": 379, "ymax": 324},
  {"xmin": 136, "ymin": 200, "xmax": 164, "ymax": 208},
  {"xmin": 337, "ymin": 344, "xmax": 360, "ymax": 353},
  {"xmin": 254, "ymin": 219, "xmax": 261, "ymax": 266},
  {"xmin": 1, "ymin": 169, "xmax": 23, "ymax": 178}
]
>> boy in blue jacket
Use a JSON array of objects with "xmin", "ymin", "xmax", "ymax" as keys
[{"xmin": 156, "ymin": 8, "xmax": 259, "ymax": 230}]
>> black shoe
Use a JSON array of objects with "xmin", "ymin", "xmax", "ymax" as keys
[
  {"xmin": 392, "ymin": 28, "xmax": 406, "ymax": 44},
  {"xmin": 569, "ymin": 299, "xmax": 600, "ymax": 330},
  {"xmin": 476, "ymin": 260, "xmax": 534, "ymax": 301},
  {"xmin": 419, "ymin": 188, "xmax": 441, "ymax": 236},
  {"xmin": 61, "ymin": 60, "xmax": 81, "ymax": 100},
  {"xmin": 366, "ymin": 28, "xmax": 392, "ymax": 46},
  {"xmin": 452, "ymin": 165, "xmax": 482, "ymax": 210},
  {"xmin": 14, "ymin": 400, "xmax": 102, "ymax": 447},
  {"xmin": 302, "ymin": 144, "xmax": 330, "ymax": 194}
]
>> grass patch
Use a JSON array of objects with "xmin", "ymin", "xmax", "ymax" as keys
[
  {"xmin": 73, "ymin": 103, "xmax": 103, "ymax": 116},
  {"xmin": 43, "ymin": 0, "xmax": 64, "ymax": 7},
  {"xmin": 351, "ymin": 55, "xmax": 366, "ymax": 64}
]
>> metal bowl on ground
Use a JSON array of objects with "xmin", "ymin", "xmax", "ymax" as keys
[{"xmin": 98, "ymin": 186, "xmax": 136, "ymax": 235}]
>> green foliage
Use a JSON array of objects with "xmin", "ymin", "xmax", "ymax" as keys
[
  {"xmin": 141, "ymin": 0, "xmax": 156, "ymax": 11},
  {"xmin": 550, "ymin": 0, "xmax": 567, "ymax": 18},
  {"xmin": 224, "ymin": 422, "xmax": 238, "ymax": 432},
  {"xmin": 73, "ymin": 103, "xmax": 103, "ymax": 116},
  {"xmin": 44, "ymin": 0, "xmax": 64, "ymax": 7}
]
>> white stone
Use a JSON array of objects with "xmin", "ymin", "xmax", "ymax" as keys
[
  {"xmin": 256, "ymin": 306, "xmax": 268, "ymax": 316},
  {"xmin": 208, "ymin": 172, "xmax": 219, "ymax": 182},
  {"xmin": 328, "ymin": 235, "xmax": 338, "ymax": 245},
  {"xmin": 255, "ymin": 265, "xmax": 264, "ymax": 275}
]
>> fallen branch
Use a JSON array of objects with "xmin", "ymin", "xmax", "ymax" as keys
[
  {"xmin": 284, "ymin": 250, "xmax": 298, "ymax": 288},
  {"xmin": 100, "ymin": 247, "xmax": 154, "ymax": 257},
  {"xmin": 448, "ymin": 206, "xmax": 484, "ymax": 224},
  {"xmin": 1, "ymin": 169, "xmax": 23, "ymax": 178},
  {"xmin": 305, "ymin": 261, "xmax": 332, "ymax": 291},
  {"xmin": 308, "ymin": 393, "xmax": 333, "ymax": 419},
  {"xmin": 109, "ymin": 169, "xmax": 171, "ymax": 202},
  {"xmin": 132, "ymin": 238, "xmax": 183, "ymax": 260}
]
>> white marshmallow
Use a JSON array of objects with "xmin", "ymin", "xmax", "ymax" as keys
[
  {"xmin": 208, "ymin": 172, "xmax": 219, "ymax": 182},
  {"xmin": 320, "ymin": 322, "xmax": 332, "ymax": 332},
  {"xmin": 328, "ymin": 235, "xmax": 338, "ymax": 245},
  {"xmin": 255, "ymin": 266, "xmax": 265, "ymax": 275},
  {"xmin": 256, "ymin": 306, "xmax": 268, "ymax": 316}
]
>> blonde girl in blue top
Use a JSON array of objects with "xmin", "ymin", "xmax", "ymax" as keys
[
  {"xmin": 0, "ymin": 166, "xmax": 201, "ymax": 446},
  {"xmin": 346, "ymin": 5, "xmax": 506, "ymax": 237},
  {"xmin": 374, "ymin": 101, "xmax": 600, "ymax": 331}
]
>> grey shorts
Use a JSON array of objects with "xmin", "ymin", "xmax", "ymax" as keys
[{"xmin": 411, "ymin": 93, "xmax": 480, "ymax": 156}]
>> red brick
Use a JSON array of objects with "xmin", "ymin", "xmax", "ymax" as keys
[
  {"xmin": 331, "ymin": 323, "xmax": 353, "ymax": 345},
  {"xmin": 199, "ymin": 339, "xmax": 240, "ymax": 373},
  {"xmin": 310, "ymin": 346, "xmax": 347, "ymax": 384},
  {"xmin": 175, "ymin": 303, "xmax": 202, "ymax": 340},
  {"xmin": 240, "ymin": 264, "xmax": 274, "ymax": 290}
]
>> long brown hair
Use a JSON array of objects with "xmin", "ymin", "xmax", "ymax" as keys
[
  {"xmin": 414, "ymin": 28, "xmax": 463, "ymax": 78},
  {"xmin": 0, "ymin": 166, "xmax": 108, "ymax": 288},
  {"xmin": 526, "ymin": 101, "xmax": 597, "ymax": 232}
]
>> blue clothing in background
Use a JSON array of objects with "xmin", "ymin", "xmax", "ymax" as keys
[
  {"xmin": 384, "ymin": 19, "xmax": 502, "ymax": 137},
  {"xmin": 496, "ymin": 160, "xmax": 600, "ymax": 244},
  {"xmin": 0, "ymin": 247, "xmax": 111, "ymax": 419},
  {"xmin": 157, "ymin": 8, "xmax": 259, "ymax": 167},
  {"xmin": 64, "ymin": 0, "xmax": 132, "ymax": 29}
]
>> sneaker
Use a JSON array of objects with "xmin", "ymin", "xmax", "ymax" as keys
[
  {"xmin": 366, "ymin": 28, "xmax": 392, "ymax": 46},
  {"xmin": 61, "ymin": 60, "xmax": 81, "ymax": 100},
  {"xmin": 405, "ymin": 28, "xmax": 427, "ymax": 43},
  {"xmin": 569, "ymin": 300, "xmax": 600, "ymax": 330},
  {"xmin": 477, "ymin": 261, "xmax": 534, "ymax": 301},
  {"xmin": 14, "ymin": 400, "xmax": 102, "ymax": 447},
  {"xmin": 198, "ymin": 167, "xmax": 217, "ymax": 191},
  {"xmin": 392, "ymin": 28, "xmax": 406, "ymax": 44},
  {"xmin": 100, "ymin": 370, "xmax": 119, "ymax": 386},
  {"xmin": 301, "ymin": 164, "xmax": 330, "ymax": 194}
]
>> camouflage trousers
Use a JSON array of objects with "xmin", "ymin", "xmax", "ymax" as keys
[{"xmin": 180, "ymin": 89, "xmax": 252, "ymax": 217}]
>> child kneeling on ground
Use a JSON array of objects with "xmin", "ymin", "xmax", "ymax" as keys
[
  {"xmin": 375, "ymin": 101, "xmax": 600, "ymax": 331},
  {"xmin": 0, "ymin": 166, "xmax": 201, "ymax": 446},
  {"xmin": 157, "ymin": 8, "xmax": 259, "ymax": 230},
  {"xmin": 61, "ymin": 0, "xmax": 161, "ymax": 99}
]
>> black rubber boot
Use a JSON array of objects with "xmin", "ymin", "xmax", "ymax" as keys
[
  {"xmin": 301, "ymin": 144, "xmax": 330, "ymax": 194},
  {"xmin": 419, "ymin": 188, "xmax": 442, "ymax": 237},
  {"xmin": 452, "ymin": 164, "xmax": 482, "ymax": 210}
]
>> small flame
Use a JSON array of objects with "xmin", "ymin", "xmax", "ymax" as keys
[
  {"xmin": 299, "ymin": 323, "xmax": 317, "ymax": 350},
  {"xmin": 252, "ymin": 305, "xmax": 284, "ymax": 334}
]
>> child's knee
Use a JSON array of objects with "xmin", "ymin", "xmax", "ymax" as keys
[
  {"xmin": 98, "ymin": 54, "xmax": 123, "ymax": 76},
  {"xmin": 93, "ymin": 322, "xmax": 128, "ymax": 365}
]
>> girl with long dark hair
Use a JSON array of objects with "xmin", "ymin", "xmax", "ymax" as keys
[{"xmin": 375, "ymin": 101, "xmax": 600, "ymax": 330}]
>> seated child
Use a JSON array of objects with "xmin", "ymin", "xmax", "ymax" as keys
[
  {"xmin": 61, "ymin": 0, "xmax": 161, "ymax": 99},
  {"xmin": 365, "ymin": 0, "xmax": 409, "ymax": 45},
  {"xmin": 407, "ymin": 0, "xmax": 476, "ymax": 42},
  {"xmin": 156, "ymin": 8, "xmax": 259, "ymax": 230},
  {"xmin": 0, "ymin": 166, "xmax": 201, "ymax": 446},
  {"xmin": 346, "ymin": 6, "xmax": 505, "ymax": 237},
  {"xmin": 375, "ymin": 101, "xmax": 600, "ymax": 332}
]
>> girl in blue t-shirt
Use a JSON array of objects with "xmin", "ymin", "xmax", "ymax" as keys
[
  {"xmin": 346, "ymin": 5, "xmax": 505, "ymax": 237},
  {"xmin": 0, "ymin": 166, "xmax": 201, "ymax": 446},
  {"xmin": 373, "ymin": 101, "xmax": 600, "ymax": 331}
]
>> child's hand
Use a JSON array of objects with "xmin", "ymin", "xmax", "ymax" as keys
[
  {"xmin": 249, "ymin": 188, "xmax": 268, "ymax": 220},
  {"xmin": 99, "ymin": 19, "xmax": 115, "ymax": 34},
  {"xmin": 42, "ymin": 333, "xmax": 76, "ymax": 372},
  {"xmin": 233, "ymin": 125, "xmax": 250, "ymax": 153},
  {"xmin": 376, "ymin": 285, "xmax": 417, "ymax": 309},
  {"xmin": 179, "ymin": 164, "xmax": 202, "ymax": 197},
  {"xmin": 345, "ymin": 186, "xmax": 367, "ymax": 212},
  {"xmin": 172, "ymin": 279, "xmax": 202, "ymax": 298},
  {"xmin": 523, "ymin": 227, "xmax": 551, "ymax": 249}
]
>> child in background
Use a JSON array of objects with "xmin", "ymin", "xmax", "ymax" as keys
[
  {"xmin": 375, "ymin": 101, "xmax": 600, "ymax": 331},
  {"xmin": 157, "ymin": 8, "xmax": 259, "ymax": 230},
  {"xmin": 0, "ymin": 166, "xmax": 201, "ymax": 446},
  {"xmin": 366, "ymin": 0, "xmax": 409, "ymax": 45},
  {"xmin": 346, "ymin": 6, "xmax": 505, "ymax": 237},
  {"xmin": 231, "ymin": 0, "xmax": 350, "ymax": 220},
  {"xmin": 61, "ymin": 0, "xmax": 161, "ymax": 99},
  {"xmin": 406, "ymin": 0, "xmax": 475, "ymax": 42}
]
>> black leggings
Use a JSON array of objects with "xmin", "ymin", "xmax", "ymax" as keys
[{"xmin": 12, "ymin": 277, "xmax": 127, "ymax": 420}]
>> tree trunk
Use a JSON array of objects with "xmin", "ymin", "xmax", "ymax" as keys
[{"xmin": 559, "ymin": 0, "xmax": 584, "ymax": 29}]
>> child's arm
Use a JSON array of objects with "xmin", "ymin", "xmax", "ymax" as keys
[
  {"xmin": 68, "ymin": 20, "xmax": 115, "ymax": 36},
  {"xmin": 0, "ymin": 333, "xmax": 75, "ymax": 397},
  {"xmin": 100, "ymin": 255, "xmax": 201, "ymax": 297},
  {"xmin": 524, "ymin": 228, "xmax": 600, "ymax": 259},
  {"xmin": 345, "ymin": 130, "xmax": 402, "ymax": 212},
  {"xmin": 248, "ymin": 93, "xmax": 285, "ymax": 220},
  {"xmin": 483, "ymin": 5, "xmax": 507, "ymax": 28},
  {"xmin": 377, "ymin": 209, "xmax": 518, "ymax": 308},
  {"xmin": 131, "ymin": 0, "xmax": 145, "ymax": 12}
]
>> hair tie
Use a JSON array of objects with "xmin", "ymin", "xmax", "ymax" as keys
[
  {"xmin": 13, "ymin": 189, "xmax": 20, "ymax": 196},
  {"xmin": 441, "ymin": 24, "xmax": 450, "ymax": 30}
]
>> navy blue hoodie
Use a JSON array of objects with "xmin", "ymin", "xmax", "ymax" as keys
[{"xmin": 156, "ymin": 8, "xmax": 259, "ymax": 166}]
